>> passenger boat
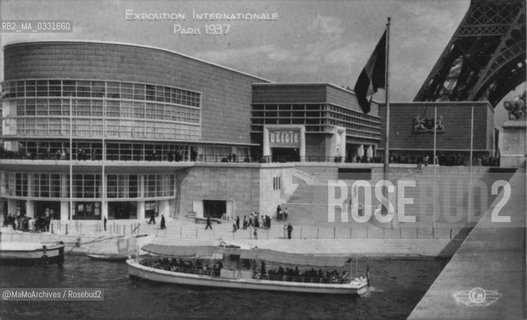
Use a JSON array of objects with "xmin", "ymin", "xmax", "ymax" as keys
[
  {"xmin": 127, "ymin": 243, "xmax": 368, "ymax": 295},
  {"xmin": 0, "ymin": 242, "xmax": 65, "ymax": 265}
]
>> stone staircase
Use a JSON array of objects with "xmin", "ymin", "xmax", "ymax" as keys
[
  {"xmin": 281, "ymin": 167, "xmax": 417, "ymax": 227},
  {"xmin": 279, "ymin": 165, "xmax": 507, "ymax": 233}
]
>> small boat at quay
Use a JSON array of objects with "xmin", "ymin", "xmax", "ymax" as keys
[
  {"xmin": 0, "ymin": 242, "xmax": 65, "ymax": 265},
  {"xmin": 127, "ymin": 243, "xmax": 369, "ymax": 295},
  {"xmin": 86, "ymin": 234, "xmax": 152, "ymax": 262},
  {"xmin": 86, "ymin": 253, "xmax": 128, "ymax": 261}
]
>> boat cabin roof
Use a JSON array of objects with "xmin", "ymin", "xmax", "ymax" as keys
[{"xmin": 142, "ymin": 244, "xmax": 351, "ymax": 267}]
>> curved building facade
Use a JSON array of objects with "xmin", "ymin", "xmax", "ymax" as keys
[{"xmin": 1, "ymin": 41, "xmax": 268, "ymax": 221}]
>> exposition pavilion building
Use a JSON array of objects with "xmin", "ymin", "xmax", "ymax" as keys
[
  {"xmin": 0, "ymin": 41, "xmax": 264, "ymax": 221},
  {"xmin": 0, "ymin": 41, "xmax": 495, "ymax": 221}
]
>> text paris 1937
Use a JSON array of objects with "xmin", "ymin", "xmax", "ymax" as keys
[{"xmin": 173, "ymin": 24, "xmax": 231, "ymax": 35}]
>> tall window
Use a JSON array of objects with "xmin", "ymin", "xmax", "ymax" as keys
[
  {"xmin": 108, "ymin": 174, "xmax": 140, "ymax": 198},
  {"xmin": 15, "ymin": 173, "xmax": 28, "ymax": 196},
  {"xmin": 72, "ymin": 174, "xmax": 101, "ymax": 198},
  {"xmin": 273, "ymin": 176, "xmax": 281, "ymax": 190},
  {"xmin": 144, "ymin": 174, "xmax": 174, "ymax": 197}
]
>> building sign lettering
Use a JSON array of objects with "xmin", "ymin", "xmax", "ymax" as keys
[
  {"xmin": 413, "ymin": 115, "xmax": 445, "ymax": 133},
  {"xmin": 269, "ymin": 130, "xmax": 300, "ymax": 147}
]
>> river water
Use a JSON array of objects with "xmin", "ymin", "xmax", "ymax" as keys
[{"xmin": 0, "ymin": 256, "xmax": 447, "ymax": 320}]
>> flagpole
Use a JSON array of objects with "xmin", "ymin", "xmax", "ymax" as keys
[
  {"xmin": 383, "ymin": 17, "xmax": 391, "ymax": 222},
  {"xmin": 433, "ymin": 107, "xmax": 437, "ymax": 232},
  {"xmin": 102, "ymin": 92, "xmax": 106, "ymax": 223},
  {"xmin": 69, "ymin": 96, "xmax": 73, "ymax": 221},
  {"xmin": 383, "ymin": 17, "xmax": 391, "ymax": 182},
  {"xmin": 468, "ymin": 106, "xmax": 474, "ymax": 225}
]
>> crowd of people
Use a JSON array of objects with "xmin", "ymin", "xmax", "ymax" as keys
[
  {"xmin": 388, "ymin": 153, "xmax": 500, "ymax": 167},
  {"xmin": 0, "ymin": 146, "xmax": 68, "ymax": 161},
  {"xmin": 0, "ymin": 145, "xmax": 199, "ymax": 162},
  {"xmin": 140, "ymin": 257, "xmax": 223, "ymax": 277},
  {"xmin": 0, "ymin": 145, "xmax": 98, "ymax": 161},
  {"xmin": 239, "ymin": 212, "xmax": 272, "ymax": 230},
  {"xmin": 140, "ymin": 256, "xmax": 349, "ymax": 284},
  {"xmin": 336, "ymin": 153, "xmax": 500, "ymax": 167},
  {"xmin": 219, "ymin": 153, "xmax": 252, "ymax": 163},
  {"xmin": 257, "ymin": 265, "xmax": 348, "ymax": 284},
  {"xmin": 0, "ymin": 144, "xmax": 500, "ymax": 166},
  {"xmin": 219, "ymin": 208, "xmax": 294, "ymax": 239},
  {"xmin": 349, "ymin": 155, "xmax": 382, "ymax": 163},
  {"xmin": 2, "ymin": 209, "xmax": 52, "ymax": 232},
  {"xmin": 275, "ymin": 205, "xmax": 288, "ymax": 221}
]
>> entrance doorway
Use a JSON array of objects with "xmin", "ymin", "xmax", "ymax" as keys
[
  {"xmin": 108, "ymin": 202, "xmax": 137, "ymax": 219},
  {"xmin": 271, "ymin": 148, "xmax": 300, "ymax": 162},
  {"xmin": 145, "ymin": 201, "xmax": 159, "ymax": 219},
  {"xmin": 203, "ymin": 200, "xmax": 226, "ymax": 219},
  {"xmin": 347, "ymin": 144, "xmax": 361, "ymax": 162}
]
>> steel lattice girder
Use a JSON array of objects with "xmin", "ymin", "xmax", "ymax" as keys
[{"xmin": 414, "ymin": 0, "xmax": 526, "ymax": 107}]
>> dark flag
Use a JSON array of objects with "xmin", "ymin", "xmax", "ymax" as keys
[{"xmin": 354, "ymin": 30, "xmax": 387, "ymax": 113}]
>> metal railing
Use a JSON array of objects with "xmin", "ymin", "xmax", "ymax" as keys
[
  {"xmin": 0, "ymin": 150, "xmax": 499, "ymax": 167},
  {"xmin": 174, "ymin": 224, "xmax": 472, "ymax": 240},
  {"xmin": 1, "ymin": 218, "xmax": 473, "ymax": 241},
  {"xmin": 2, "ymin": 219, "xmax": 143, "ymax": 237}
]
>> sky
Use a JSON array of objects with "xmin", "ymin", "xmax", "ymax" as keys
[{"xmin": 0, "ymin": 0, "xmax": 521, "ymax": 125}]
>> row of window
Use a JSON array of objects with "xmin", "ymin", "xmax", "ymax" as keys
[
  {"xmin": 1, "ymin": 172, "xmax": 175, "ymax": 199},
  {"xmin": 252, "ymin": 111, "xmax": 324, "ymax": 118},
  {"xmin": 6, "ymin": 98, "xmax": 200, "ymax": 123},
  {"xmin": 251, "ymin": 104, "xmax": 381, "ymax": 137},
  {"xmin": 5, "ymin": 141, "xmax": 248, "ymax": 162},
  {"xmin": 13, "ymin": 141, "xmax": 192, "ymax": 161},
  {"xmin": 252, "ymin": 111, "xmax": 381, "ymax": 132},
  {"xmin": 327, "ymin": 105, "xmax": 381, "ymax": 126},
  {"xmin": 251, "ymin": 124, "xmax": 348, "ymax": 134},
  {"xmin": 252, "ymin": 118, "xmax": 326, "ymax": 125},
  {"xmin": 327, "ymin": 104, "xmax": 381, "ymax": 121},
  {"xmin": 252, "ymin": 104, "xmax": 381, "ymax": 126},
  {"xmin": 326, "ymin": 120, "xmax": 381, "ymax": 139},
  {"xmin": 252, "ymin": 104, "xmax": 323, "ymax": 111},
  {"xmin": 2, "ymin": 80, "xmax": 201, "ymax": 107},
  {"xmin": 6, "ymin": 118, "xmax": 200, "ymax": 140}
]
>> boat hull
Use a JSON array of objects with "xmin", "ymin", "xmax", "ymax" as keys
[
  {"xmin": 86, "ymin": 254, "xmax": 128, "ymax": 261},
  {"xmin": 0, "ymin": 243, "xmax": 65, "ymax": 265},
  {"xmin": 127, "ymin": 259, "xmax": 367, "ymax": 295}
]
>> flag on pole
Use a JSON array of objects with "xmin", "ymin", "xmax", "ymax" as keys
[{"xmin": 354, "ymin": 31, "xmax": 387, "ymax": 113}]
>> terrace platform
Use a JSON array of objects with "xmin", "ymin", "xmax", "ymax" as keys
[{"xmin": 408, "ymin": 165, "xmax": 526, "ymax": 319}]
